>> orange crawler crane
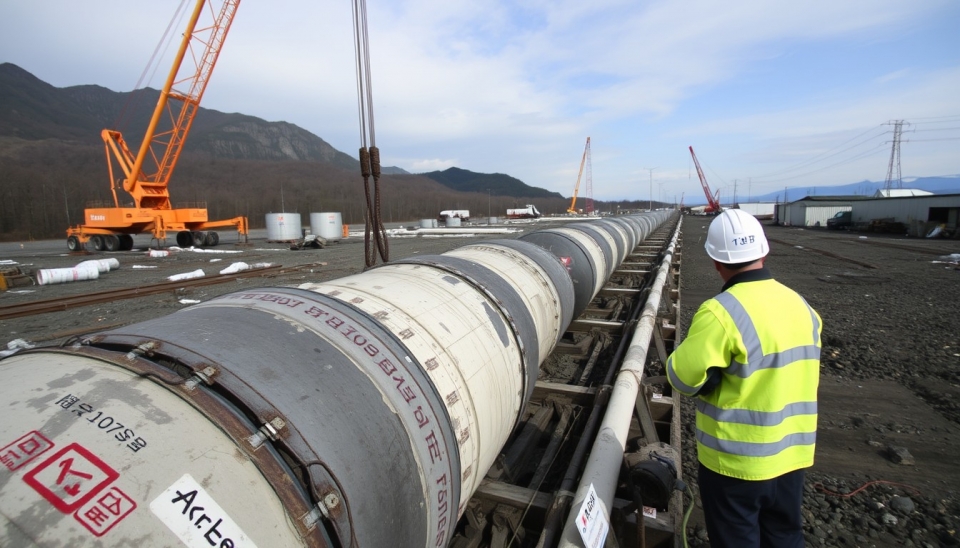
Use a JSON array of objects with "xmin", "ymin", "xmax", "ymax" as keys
[
  {"xmin": 567, "ymin": 137, "xmax": 591, "ymax": 215},
  {"xmin": 66, "ymin": 0, "xmax": 248, "ymax": 251}
]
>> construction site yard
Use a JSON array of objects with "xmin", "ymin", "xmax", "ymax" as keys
[{"xmin": 1, "ymin": 216, "xmax": 959, "ymax": 548}]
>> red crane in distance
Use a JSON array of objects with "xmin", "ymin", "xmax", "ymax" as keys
[{"xmin": 689, "ymin": 146, "xmax": 722, "ymax": 214}]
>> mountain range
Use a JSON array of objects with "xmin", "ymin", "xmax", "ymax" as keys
[
  {"xmin": 0, "ymin": 63, "xmax": 574, "ymax": 241},
  {"xmin": 741, "ymin": 176, "xmax": 960, "ymax": 204}
]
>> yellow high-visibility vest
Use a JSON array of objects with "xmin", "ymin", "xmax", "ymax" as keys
[{"xmin": 667, "ymin": 277, "xmax": 822, "ymax": 481}]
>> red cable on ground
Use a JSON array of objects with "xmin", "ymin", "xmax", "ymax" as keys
[{"xmin": 814, "ymin": 480, "xmax": 922, "ymax": 498}]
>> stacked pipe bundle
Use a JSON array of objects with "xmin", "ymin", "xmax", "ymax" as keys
[
  {"xmin": 0, "ymin": 213, "xmax": 671, "ymax": 547},
  {"xmin": 35, "ymin": 257, "xmax": 120, "ymax": 285}
]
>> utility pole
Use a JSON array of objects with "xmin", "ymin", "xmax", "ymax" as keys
[
  {"xmin": 733, "ymin": 179, "xmax": 738, "ymax": 205},
  {"xmin": 487, "ymin": 189, "xmax": 491, "ymax": 218},
  {"xmin": 645, "ymin": 167, "xmax": 658, "ymax": 211}
]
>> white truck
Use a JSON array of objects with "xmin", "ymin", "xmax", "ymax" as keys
[
  {"xmin": 506, "ymin": 205, "xmax": 541, "ymax": 219},
  {"xmin": 438, "ymin": 210, "xmax": 470, "ymax": 223}
]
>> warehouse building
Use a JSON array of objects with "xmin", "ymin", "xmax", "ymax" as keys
[{"xmin": 775, "ymin": 193, "xmax": 960, "ymax": 238}]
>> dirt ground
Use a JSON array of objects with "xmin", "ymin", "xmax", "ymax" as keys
[
  {"xmin": 0, "ymin": 227, "xmax": 523, "ymax": 344},
  {"xmin": 674, "ymin": 218, "xmax": 960, "ymax": 547},
  {"xmin": 3, "ymin": 216, "xmax": 959, "ymax": 547}
]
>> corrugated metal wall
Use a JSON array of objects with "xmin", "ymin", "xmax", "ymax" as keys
[
  {"xmin": 804, "ymin": 206, "xmax": 851, "ymax": 227},
  {"xmin": 853, "ymin": 196, "xmax": 960, "ymax": 225},
  {"xmin": 776, "ymin": 195, "xmax": 960, "ymax": 232}
]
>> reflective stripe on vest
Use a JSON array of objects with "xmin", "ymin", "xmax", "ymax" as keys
[
  {"xmin": 714, "ymin": 292, "xmax": 821, "ymax": 378},
  {"xmin": 665, "ymin": 355, "xmax": 698, "ymax": 395},
  {"xmin": 696, "ymin": 429, "xmax": 817, "ymax": 457},
  {"xmin": 696, "ymin": 399, "xmax": 817, "ymax": 427}
]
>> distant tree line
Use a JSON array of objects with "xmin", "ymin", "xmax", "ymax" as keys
[{"xmin": 5, "ymin": 139, "xmax": 666, "ymax": 242}]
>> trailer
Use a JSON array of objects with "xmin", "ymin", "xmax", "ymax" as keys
[
  {"xmin": 506, "ymin": 204, "xmax": 542, "ymax": 219},
  {"xmin": 438, "ymin": 210, "xmax": 470, "ymax": 223}
]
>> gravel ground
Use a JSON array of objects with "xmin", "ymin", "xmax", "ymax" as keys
[
  {"xmin": 672, "ymin": 217, "xmax": 960, "ymax": 548},
  {"xmin": 0, "ymin": 224, "xmax": 539, "ymax": 344}
]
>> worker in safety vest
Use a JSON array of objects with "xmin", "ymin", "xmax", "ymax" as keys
[{"xmin": 667, "ymin": 209, "xmax": 821, "ymax": 548}]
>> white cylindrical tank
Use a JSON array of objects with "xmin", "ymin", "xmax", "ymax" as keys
[
  {"xmin": 310, "ymin": 212, "xmax": 343, "ymax": 242},
  {"xmin": 419, "ymin": 219, "xmax": 433, "ymax": 229},
  {"xmin": 445, "ymin": 217, "xmax": 462, "ymax": 227},
  {"xmin": 265, "ymin": 213, "xmax": 302, "ymax": 242},
  {"xmin": 488, "ymin": 217, "xmax": 499, "ymax": 225}
]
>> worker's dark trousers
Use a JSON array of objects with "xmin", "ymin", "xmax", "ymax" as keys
[{"xmin": 698, "ymin": 464, "xmax": 805, "ymax": 548}]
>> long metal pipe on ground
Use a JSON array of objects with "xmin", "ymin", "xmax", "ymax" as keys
[
  {"xmin": 559, "ymin": 217, "xmax": 682, "ymax": 547},
  {"xmin": 0, "ymin": 213, "xmax": 672, "ymax": 547}
]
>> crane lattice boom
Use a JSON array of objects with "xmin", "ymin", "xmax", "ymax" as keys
[
  {"xmin": 568, "ymin": 137, "xmax": 591, "ymax": 214},
  {"xmin": 688, "ymin": 146, "xmax": 722, "ymax": 213}
]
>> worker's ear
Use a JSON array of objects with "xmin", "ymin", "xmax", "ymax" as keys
[{"xmin": 713, "ymin": 260, "xmax": 724, "ymax": 273}]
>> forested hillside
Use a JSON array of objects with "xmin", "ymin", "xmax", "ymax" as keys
[{"xmin": 0, "ymin": 63, "xmax": 653, "ymax": 242}]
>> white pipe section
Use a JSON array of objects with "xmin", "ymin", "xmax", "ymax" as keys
[
  {"xmin": 444, "ymin": 244, "xmax": 566, "ymax": 362},
  {"xmin": 76, "ymin": 258, "xmax": 120, "ymax": 273},
  {"xmin": 413, "ymin": 228, "xmax": 519, "ymax": 235},
  {"xmin": 551, "ymin": 227, "xmax": 609, "ymax": 299},
  {"xmin": 167, "ymin": 268, "xmax": 205, "ymax": 281},
  {"xmin": 559, "ymin": 217, "xmax": 682, "ymax": 547},
  {"xmin": 298, "ymin": 259, "xmax": 536, "ymax": 512},
  {"xmin": 35, "ymin": 265, "xmax": 100, "ymax": 285}
]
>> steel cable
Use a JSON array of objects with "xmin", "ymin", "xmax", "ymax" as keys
[{"xmin": 352, "ymin": 0, "xmax": 389, "ymax": 268}]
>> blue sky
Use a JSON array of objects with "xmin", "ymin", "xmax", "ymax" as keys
[{"xmin": 1, "ymin": 0, "xmax": 958, "ymax": 203}]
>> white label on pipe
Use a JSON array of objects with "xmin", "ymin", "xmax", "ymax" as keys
[
  {"xmin": 575, "ymin": 483, "xmax": 609, "ymax": 548},
  {"xmin": 150, "ymin": 473, "xmax": 257, "ymax": 548}
]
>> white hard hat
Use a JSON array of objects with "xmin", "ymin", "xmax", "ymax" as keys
[{"xmin": 705, "ymin": 209, "xmax": 769, "ymax": 264}]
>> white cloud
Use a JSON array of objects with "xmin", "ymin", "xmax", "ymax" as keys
[
  {"xmin": 1, "ymin": 0, "xmax": 957, "ymax": 202},
  {"xmin": 408, "ymin": 158, "xmax": 459, "ymax": 172}
]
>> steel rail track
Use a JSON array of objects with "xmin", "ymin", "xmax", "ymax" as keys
[{"xmin": 0, "ymin": 263, "xmax": 325, "ymax": 320}]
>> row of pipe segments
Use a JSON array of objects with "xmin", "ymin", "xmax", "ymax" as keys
[{"xmin": 0, "ymin": 212, "xmax": 672, "ymax": 548}]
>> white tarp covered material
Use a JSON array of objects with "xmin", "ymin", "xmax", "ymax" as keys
[
  {"xmin": 219, "ymin": 262, "xmax": 273, "ymax": 275},
  {"xmin": 0, "ymin": 338, "xmax": 34, "ymax": 358},
  {"xmin": 167, "ymin": 269, "xmax": 205, "ymax": 282}
]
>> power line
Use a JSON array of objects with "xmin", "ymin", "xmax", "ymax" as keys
[{"xmin": 749, "ymin": 124, "xmax": 888, "ymax": 180}]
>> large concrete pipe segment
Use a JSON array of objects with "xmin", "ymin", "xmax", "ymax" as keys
[
  {"xmin": 519, "ymin": 227, "xmax": 608, "ymax": 319},
  {"xmin": 0, "ymin": 214, "xmax": 669, "ymax": 547},
  {"xmin": 519, "ymin": 212, "xmax": 670, "ymax": 319}
]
